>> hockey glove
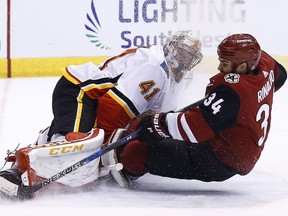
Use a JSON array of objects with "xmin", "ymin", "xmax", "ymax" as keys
[{"xmin": 129, "ymin": 112, "xmax": 171, "ymax": 141}]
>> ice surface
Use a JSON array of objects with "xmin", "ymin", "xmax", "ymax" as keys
[{"xmin": 0, "ymin": 71, "xmax": 288, "ymax": 216}]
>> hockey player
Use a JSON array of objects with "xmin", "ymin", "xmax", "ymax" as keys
[
  {"xmin": 37, "ymin": 30, "xmax": 203, "ymax": 144},
  {"xmin": 0, "ymin": 30, "xmax": 203, "ymax": 199},
  {"xmin": 121, "ymin": 33, "xmax": 287, "ymax": 182}
]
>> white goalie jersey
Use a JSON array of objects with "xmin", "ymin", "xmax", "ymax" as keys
[
  {"xmin": 66, "ymin": 45, "xmax": 182, "ymax": 113},
  {"xmin": 64, "ymin": 45, "xmax": 183, "ymax": 141}
]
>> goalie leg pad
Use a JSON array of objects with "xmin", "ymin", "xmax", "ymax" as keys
[
  {"xmin": 100, "ymin": 129, "xmax": 132, "ymax": 187},
  {"xmin": 15, "ymin": 128, "xmax": 105, "ymax": 188}
]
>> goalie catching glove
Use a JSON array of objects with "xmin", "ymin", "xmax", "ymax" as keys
[{"xmin": 128, "ymin": 112, "xmax": 171, "ymax": 141}]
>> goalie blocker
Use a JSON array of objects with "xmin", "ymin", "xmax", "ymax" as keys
[{"xmin": 0, "ymin": 128, "xmax": 130, "ymax": 199}]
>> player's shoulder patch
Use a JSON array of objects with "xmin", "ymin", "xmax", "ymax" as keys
[{"xmin": 224, "ymin": 73, "xmax": 240, "ymax": 84}]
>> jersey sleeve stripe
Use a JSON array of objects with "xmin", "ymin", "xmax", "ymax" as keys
[
  {"xmin": 166, "ymin": 112, "xmax": 183, "ymax": 140},
  {"xmin": 77, "ymin": 76, "xmax": 122, "ymax": 99},
  {"xmin": 63, "ymin": 67, "xmax": 81, "ymax": 84},
  {"xmin": 108, "ymin": 88, "xmax": 140, "ymax": 119},
  {"xmin": 73, "ymin": 90, "xmax": 85, "ymax": 132},
  {"xmin": 177, "ymin": 113, "xmax": 189, "ymax": 141},
  {"xmin": 99, "ymin": 48, "xmax": 137, "ymax": 70},
  {"xmin": 166, "ymin": 112, "xmax": 199, "ymax": 143},
  {"xmin": 180, "ymin": 114, "xmax": 198, "ymax": 143},
  {"xmin": 81, "ymin": 83, "xmax": 115, "ymax": 91}
]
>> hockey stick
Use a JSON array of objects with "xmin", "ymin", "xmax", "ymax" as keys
[
  {"xmin": 16, "ymin": 130, "xmax": 141, "ymax": 199},
  {"xmin": 16, "ymin": 98, "xmax": 206, "ymax": 199},
  {"xmin": 177, "ymin": 97, "xmax": 205, "ymax": 112}
]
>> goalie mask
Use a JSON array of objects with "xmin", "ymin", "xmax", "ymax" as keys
[{"xmin": 163, "ymin": 30, "xmax": 203, "ymax": 83}]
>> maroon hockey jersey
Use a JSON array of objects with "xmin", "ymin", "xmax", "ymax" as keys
[{"xmin": 166, "ymin": 51, "xmax": 287, "ymax": 174}]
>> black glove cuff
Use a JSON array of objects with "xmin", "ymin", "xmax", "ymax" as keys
[{"xmin": 150, "ymin": 113, "xmax": 170, "ymax": 139}]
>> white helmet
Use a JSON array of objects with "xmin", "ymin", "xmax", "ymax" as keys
[{"xmin": 163, "ymin": 30, "xmax": 203, "ymax": 83}]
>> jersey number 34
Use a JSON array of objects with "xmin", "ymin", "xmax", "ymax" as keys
[{"xmin": 204, "ymin": 93, "xmax": 270, "ymax": 147}]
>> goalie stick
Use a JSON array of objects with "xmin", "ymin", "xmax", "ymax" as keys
[
  {"xmin": 177, "ymin": 97, "xmax": 205, "ymax": 112},
  {"xmin": 2, "ymin": 97, "xmax": 205, "ymax": 199}
]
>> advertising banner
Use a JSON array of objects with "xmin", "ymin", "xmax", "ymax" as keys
[
  {"xmin": 0, "ymin": 0, "xmax": 287, "ymax": 77},
  {"xmin": 9, "ymin": 0, "xmax": 288, "ymax": 58}
]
